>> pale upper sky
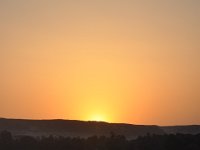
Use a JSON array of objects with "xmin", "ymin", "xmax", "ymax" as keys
[{"xmin": 0, "ymin": 0, "xmax": 200, "ymax": 125}]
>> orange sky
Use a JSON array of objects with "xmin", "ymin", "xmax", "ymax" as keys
[{"xmin": 0, "ymin": 0, "xmax": 200, "ymax": 125}]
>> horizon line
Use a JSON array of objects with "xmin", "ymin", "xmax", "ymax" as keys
[{"xmin": 0, "ymin": 117, "xmax": 199, "ymax": 127}]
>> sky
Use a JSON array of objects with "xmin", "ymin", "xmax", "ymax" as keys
[{"xmin": 0, "ymin": 0, "xmax": 200, "ymax": 125}]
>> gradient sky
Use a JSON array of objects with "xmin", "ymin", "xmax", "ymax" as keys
[{"xmin": 0, "ymin": 0, "xmax": 200, "ymax": 125}]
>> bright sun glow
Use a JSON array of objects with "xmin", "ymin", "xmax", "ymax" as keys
[{"xmin": 89, "ymin": 114, "xmax": 107, "ymax": 122}]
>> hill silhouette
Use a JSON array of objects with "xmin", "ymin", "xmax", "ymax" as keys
[
  {"xmin": 0, "ymin": 118, "xmax": 200, "ymax": 139},
  {"xmin": 0, "ymin": 118, "xmax": 164, "ymax": 139}
]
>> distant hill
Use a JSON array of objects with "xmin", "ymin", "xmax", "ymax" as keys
[
  {"xmin": 162, "ymin": 125, "xmax": 200, "ymax": 135},
  {"xmin": 0, "ymin": 118, "xmax": 200, "ymax": 139},
  {"xmin": 0, "ymin": 118, "xmax": 164, "ymax": 139}
]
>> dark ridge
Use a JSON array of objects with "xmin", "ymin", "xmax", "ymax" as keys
[{"xmin": 0, "ymin": 118, "xmax": 164, "ymax": 139}]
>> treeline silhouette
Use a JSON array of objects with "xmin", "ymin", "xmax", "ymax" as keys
[{"xmin": 0, "ymin": 130, "xmax": 200, "ymax": 150}]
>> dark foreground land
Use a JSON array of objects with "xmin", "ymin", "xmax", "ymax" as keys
[
  {"xmin": 0, "ymin": 118, "xmax": 200, "ymax": 150},
  {"xmin": 1, "ymin": 130, "xmax": 200, "ymax": 150}
]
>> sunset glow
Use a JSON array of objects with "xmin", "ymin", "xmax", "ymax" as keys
[
  {"xmin": 0, "ymin": 0, "xmax": 200, "ymax": 125},
  {"xmin": 88, "ymin": 114, "xmax": 107, "ymax": 122}
]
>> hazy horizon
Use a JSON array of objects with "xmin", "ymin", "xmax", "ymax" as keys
[{"xmin": 1, "ymin": 0, "xmax": 200, "ymax": 126}]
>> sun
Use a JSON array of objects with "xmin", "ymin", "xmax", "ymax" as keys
[{"xmin": 89, "ymin": 114, "xmax": 107, "ymax": 122}]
